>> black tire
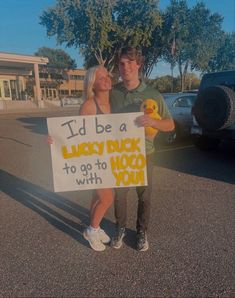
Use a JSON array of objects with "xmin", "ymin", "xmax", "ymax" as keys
[
  {"xmin": 193, "ymin": 85, "xmax": 235, "ymax": 131},
  {"xmin": 164, "ymin": 130, "xmax": 177, "ymax": 145},
  {"xmin": 164, "ymin": 123, "xmax": 179, "ymax": 145},
  {"xmin": 193, "ymin": 135, "xmax": 220, "ymax": 151}
]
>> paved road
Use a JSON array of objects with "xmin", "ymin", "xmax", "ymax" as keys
[{"xmin": 0, "ymin": 111, "xmax": 234, "ymax": 297}]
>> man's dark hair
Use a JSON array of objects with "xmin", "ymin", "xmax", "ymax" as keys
[{"xmin": 118, "ymin": 47, "xmax": 145, "ymax": 66}]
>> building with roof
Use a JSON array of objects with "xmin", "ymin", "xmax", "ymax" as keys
[
  {"xmin": 0, "ymin": 52, "xmax": 48, "ymax": 107},
  {"xmin": 0, "ymin": 52, "xmax": 86, "ymax": 109}
]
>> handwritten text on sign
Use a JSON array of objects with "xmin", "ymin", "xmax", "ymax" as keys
[{"xmin": 47, "ymin": 113, "xmax": 147, "ymax": 192}]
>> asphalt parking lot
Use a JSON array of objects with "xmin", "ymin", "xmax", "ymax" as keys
[{"xmin": 0, "ymin": 111, "xmax": 234, "ymax": 297}]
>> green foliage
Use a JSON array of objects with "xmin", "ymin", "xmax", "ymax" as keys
[
  {"xmin": 149, "ymin": 75, "xmax": 178, "ymax": 93},
  {"xmin": 40, "ymin": 0, "xmax": 162, "ymax": 72},
  {"xmin": 39, "ymin": 0, "xmax": 232, "ymax": 81},
  {"xmin": 34, "ymin": 47, "xmax": 77, "ymax": 91},
  {"xmin": 35, "ymin": 47, "xmax": 77, "ymax": 69},
  {"xmin": 149, "ymin": 72, "xmax": 200, "ymax": 93},
  {"xmin": 115, "ymin": 0, "xmax": 162, "ymax": 76},
  {"xmin": 184, "ymin": 73, "xmax": 200, "ymax": 90},
  {"xmin": 189, "ymin": 2, "xmax": 223, "ymax": 71},
  {"xmin": 40, "ymin": 0, "xmax": 118, "ymax": 68},
  {"xmin": 207, "ymin": 32, "xmax": 235, "ymax": 72},
  {"xmin": 162, "ymin": 0, "xmax": 223, "ymax": 90},
  {"xmin": 115, "ymin": 0, "xmax": 161, "ymax": 46}
]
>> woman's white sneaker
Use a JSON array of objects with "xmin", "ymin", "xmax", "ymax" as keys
[
  {"xmin": 83, "ymin": 228, "xmax": 106, "ymax": 251},
  {"xmin": 99, "ymin": 228, "xmax": 111, "ymax": 244}
]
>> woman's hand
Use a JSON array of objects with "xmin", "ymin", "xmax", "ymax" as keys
[{"xmin": 47, "ymin": 135, "xmax": 54, "ymax": 145}]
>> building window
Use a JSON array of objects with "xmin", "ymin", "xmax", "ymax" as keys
[
  {"xmin": 3, "ymin": 81, "xmax": 10, "ymax": 97},
  {"xmin": 43, "ymin": 88, "xmax": 57, "ymax": 99},
  {"xmin": 69, "ymin": 74, "xmax": 85, "ymax": 80},
  {"xmin": 71, "ymin": 89, "xmax": 82, "ymax": 97},
  {"xmin": 59, "ymin": 89, "xmax": 69, "ymax": 96},
  {"xmin": 50, "ymin": 73, "xmax": 63, "ymax": 80}
]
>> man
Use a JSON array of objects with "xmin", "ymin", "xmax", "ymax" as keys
[{"xmin": 110, "ymin": 47, "xmax": 174, "ymax": 251}]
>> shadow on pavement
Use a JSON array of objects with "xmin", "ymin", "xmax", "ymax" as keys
[
  {"xmin": 154, "ymin": 140, "xmax": 235, "ymax": 185},
  {"xmin": 0, "ymin": 169, "xmax": 122, "ymax": 250},
  {"xmin": 17, "ymin": 117, "xmax": 48, "ymax": 135},
  {"xmin": 17, "ymin": 111, "xmax": 78, "ymax": 136}
]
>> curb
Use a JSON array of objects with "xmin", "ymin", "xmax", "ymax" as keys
[{"xmin": 0, "ymin": 106, "xmax": 79, "ymax": 115}]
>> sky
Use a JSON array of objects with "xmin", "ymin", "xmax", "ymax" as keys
[{"xmin": 0, "ymin": 0, "xmax": 234, "ymax": 78}]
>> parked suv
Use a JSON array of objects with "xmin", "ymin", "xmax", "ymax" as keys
[{"xmin": 191, "ymin": 70, "xmax": 235, "ymax": 150}]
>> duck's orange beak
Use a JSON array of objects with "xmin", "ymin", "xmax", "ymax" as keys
[{"xmin": 145, "ymin": 108, "xmax": 153, "ymax": 114}]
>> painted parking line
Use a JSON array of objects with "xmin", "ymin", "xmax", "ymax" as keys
[{"xmin": 156, "ymin": 144, "xmax": 194, "ymax": 153}]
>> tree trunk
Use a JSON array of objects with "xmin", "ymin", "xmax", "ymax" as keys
[
  {"xmin": 182, "ymin": 61, "xmax": 189, "ymax": 92},
  {"xmin": 178, "ymin": 60, "xmax": 183, "ymax": 91},
  {"xmin": 189, "ymin": 75, "xmax": 192, "ymax": 90},
  {"xmin": 171, "ymin": 62, "xmax": 174, "ymax": 93}
]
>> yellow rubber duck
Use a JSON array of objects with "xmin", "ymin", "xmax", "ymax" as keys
[{"xmin": 140, "ymin": 99, "xmax": 161, "ymax": 138}]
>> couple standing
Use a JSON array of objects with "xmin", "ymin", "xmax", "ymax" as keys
[{"xmin": 80, "ymin": 46, "xmax": 174, "ymax": 252}]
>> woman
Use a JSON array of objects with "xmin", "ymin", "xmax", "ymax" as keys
[
  {"xmin": 48, "ymin": 65, "xmax": 113, "ymax": 252},
  {"xmin": 79, "ymin": 65, "xmax": 113, "ymax": 252}
]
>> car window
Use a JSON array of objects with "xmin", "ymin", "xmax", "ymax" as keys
[
  {"xmin": 173, "ymin": 97, "xmax": 190, "ymax": 107},
  {"xmin": 188, "ymin": 95, "xmax": 197, "ymax": 105},
  {"xmin": 173, "ymin": 95, "xmax": 196, "ymax": 108}
]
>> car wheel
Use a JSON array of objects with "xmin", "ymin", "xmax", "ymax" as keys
[
  {"xmin": 164, "ymin": 122, "xmax": 180, "ymax": 145},
  {"xmin": 193, "ymin": 85, "xmax": 235, "ymax": 131},
  {"xmin": 164, "ymin": 130, "xmax": 177, "ymax": 145},
  {"xmin": 193, "ymin": 135, "xmax": 220, "ymax": 151}
]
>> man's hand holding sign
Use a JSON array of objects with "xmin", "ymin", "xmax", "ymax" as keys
[{"xmin": 47, "ymin": 112, "xmax": 147, "ymax": 192}]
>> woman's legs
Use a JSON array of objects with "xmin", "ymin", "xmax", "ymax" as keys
[
  {"xmin": 83, "ymin": 188, "xmax": 113, "ymax": 251},
  {"xmin": 90, "ymin": 190, "xmax": 99, "ymax": 220},
  {"xmin": 90, "ymin": 188, "xmax": 113, "ymax": 228}
]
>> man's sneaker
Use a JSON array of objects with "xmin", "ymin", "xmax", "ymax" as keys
[
  {"xmin": 99, "ymin": 228, "xmax": 111, "ymax": 244},
  {"xmin": 111, "ymin": 227, "xmax": 126, "ymax": 249},
  {"xmin": 137, "ymin": 231, "xmax": 149, "ymax": 251},
  {"xmin": 83, "ymin": 228, "xmax": 106, "ymax": 251}
]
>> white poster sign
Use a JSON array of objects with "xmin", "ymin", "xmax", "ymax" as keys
[{"xmin": 47, "ymin": 113, "xmax": 147, "ymax": 192}]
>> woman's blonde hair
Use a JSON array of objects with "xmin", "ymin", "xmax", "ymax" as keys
[{"xmin": 82, "ymin": 65, "xmax": 105, "ymax": 101}]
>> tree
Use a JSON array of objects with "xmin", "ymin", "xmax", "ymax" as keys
[
  {"xmin": 114, "ymin": 0, "xmax": 162, "ymax": 77},
  {"xmin": 40, "ymin": 0, "xmax": 118, "ymax": 70},
  {"xmin": 160, "ymin": 17, "xmax": 177, "ymax": 92},
  {"xmin": 184, "ymin": 72, "xmax": 200, "ymax": 90},
  {"xmin": 140, "ymin": 23, "xmax": 166, "ymax": 78},
  {"xmin": 34, "ymin": 47, "xmax": 77, "ymax": 97},
  {"xmin": 40, "ymin": 0, "xmax": 227, "ymax": 82},
  {"xmin": 162, "ymin": 0, "xmax": 223, "ymax": 91},
  {"xmin": 35, "ymin": 47, "xmax": 77, "ymax": 70},
  {"xmin": 149, "ymin": 75, "xmax": 180, "ymax": 93},
  {"xmin": 162, "ymin": 0, "xmax": 190, "ymax": 91},
  {"xmin": 189, "ymin": 2, "xmax": 224, "ymax": 72},
  {"xmin": 40, "ymin": 0, "xmax": 162, "ymax": 75},
  {"xmin": 149, "ymin": 72, "xmax": 200, "ymax": 93},
  {"xmin": 207, "ymin": 32, "xmax": 235, "ymax": 72}
]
